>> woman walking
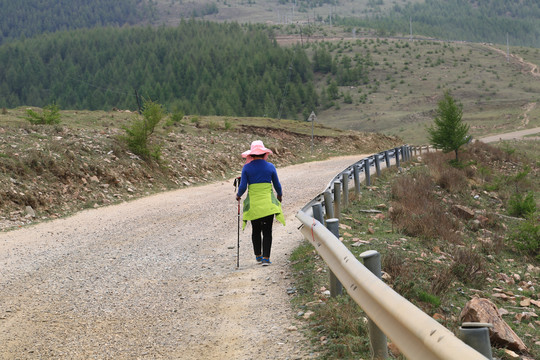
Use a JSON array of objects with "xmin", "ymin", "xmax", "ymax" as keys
[{"xmin": 236, "ymin": 140, "xmax": 285, "ymax": 266}]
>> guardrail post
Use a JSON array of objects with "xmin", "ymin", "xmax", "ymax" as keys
[
  {"xmin": 342, "ymin": 172, "xmax": 349, "ymax": 209},
  {"xmin": 312, "ymin": 203, "xmax": 325, "ymax": 225},
  {"xmin": 374, "ymin": 155, "xmax": 381, "ymax": 177},
  {"xmin": 401, "ymin": 146, "xmax": 407, "ymax": 162},
  {"xmin": 333, "ymin": 181, "xmax": 341, "ymax": 219},
  {"xmin": 360, "ymin": 250, "xmax": 389, "ymax": 360},
  {"xmin": 364, "ymin": 159, "xmax": 371, "ymax": 186},
  {"xmin": 459, "ymin": 323, "xmax": 493, "ymax": 359},
  {"xmin": 323, "ymin": 190, "xmax": 334, "ymax": 220},
  {"xmin": 395, "ymin": 148, "xmax": 400, "ymax": 168},
  {"xmin": 325, "ymin": 218, "xmax": 343, "ymax": 297},
  {"xmin": 384, "ymin": 151, "xmax": 390, "ymax": 168},
  {"xmin": 353, "ymin": 165, "xmax": 361, "ymax": 199}
]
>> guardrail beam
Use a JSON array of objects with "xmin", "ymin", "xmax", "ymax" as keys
[{"xmin": 296, "ymin": 211, "xmax": 487, "ymax": 360}]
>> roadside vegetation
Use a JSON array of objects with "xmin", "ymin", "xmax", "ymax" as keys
[{"xmin": 289, "ymin": 141, "xmax": 539, "ymax": 359}]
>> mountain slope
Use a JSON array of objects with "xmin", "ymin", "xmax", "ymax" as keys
[{"xmin": 0, "ymin": 0, "xmax": 150, "ymax": 44}]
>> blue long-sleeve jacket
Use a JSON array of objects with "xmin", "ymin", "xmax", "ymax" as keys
[{"xmin": 237, "ymin": 159, "xmax": 282, "ymax": 197}]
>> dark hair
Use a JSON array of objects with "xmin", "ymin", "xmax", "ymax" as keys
[{"xmin": 250, "ymin": 153, "xmax": 266, "ymax": 158}]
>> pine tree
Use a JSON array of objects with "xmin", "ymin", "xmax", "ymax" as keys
[{"xmin": 427, "ymin": 91, "xmax": 471, "ymax": 162}]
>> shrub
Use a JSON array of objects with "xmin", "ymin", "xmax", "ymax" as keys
[
  {"xmin": 418, "ymin": 291, "xmax": 441, "ymax": 307},
  {"xmin": 382, "ymin": 251, "xmax": 407, "ymax": 280},
  {"xmin": 120, "ymin": 100, "xmax": 164, "ymax": 161},
  {"xmin": 508, "ymin": 192, "xmax": 536, "ymax": 218},
  {"xmin": 314, "ymin": 295, "xmax": 368, "ymax": 358},
  {"xmin": 25, "ymin": 103, "xmax": 61, "ymax": 125},
  {"xmin": 424, "ymin": 151, "xmax": 468, "ymax": 192},
  {"xmin": 206, "ymin": 120, "xmax": 220, "ymax": 130},
  {"xmin": 450, "ymin": 247, "xmax": 485, "ymax": 286},
  {"xmin": 165, "ymin": 110, "xmax": 184, "ymax": 127},
  {"xmin": 390, "ymin": 173, "xmax": 461, "ymax": 244},
  {"xmin": 1, "ymin": 107, "xmax": 7, "ymax": 115},
  {"xmin": 512, "ymin": 218, "xmax": 540, "ymax": 260},
  {"xmin": 190, "ymin": 115, "xmax": 200, "ymax": 125},
  {"xmin": 430, "ymin": 267, "xmax": 455, "ymax": 296},
  {"xmin": 434, "ymin": 164, "xmax": 468, "ymax": 192}
]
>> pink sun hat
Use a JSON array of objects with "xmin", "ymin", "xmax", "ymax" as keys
[{"xmin": 241, "ymin": 140, "xmax": 273, "ymax": 158}]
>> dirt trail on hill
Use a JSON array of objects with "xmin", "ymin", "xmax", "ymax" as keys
[
  {"xmin": 483, "ymin": 44, "xmax": 540, "ymax": 78},
  {"xmin": 0, "ymin": 154, "xmax": 366, "ymax": 360}
]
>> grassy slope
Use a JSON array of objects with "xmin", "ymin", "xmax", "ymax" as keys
[
  {"xmin": 290, "ymin": 142, "xmax": 540, "ymax": 359},
  {"xmin": 0, "ymin": 107, "xmax": 400, "ymax": 231},
  {"xmin": 303, "ymin": 35, "xmax": 540, "ymax": 145}
]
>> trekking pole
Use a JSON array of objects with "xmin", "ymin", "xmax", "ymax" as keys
[
  {"xmin": 237, "ymin": 198, "xmax": 240, "ymax": 268},
  {"xmin": 233, "ymin": 176, "xmax": 241, "ymax": 269}
]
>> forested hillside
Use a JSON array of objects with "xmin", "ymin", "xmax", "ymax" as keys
[
  {"xmin": 0, "ymin": 0, "xmax": 151, "ymax": 45},
  {"xmin": 0, "ymin": 21, "xmax": 317, "ymax": 118},
  {"xmin": 335, "ymin": 0, "xmax": 540, "ymax": 47}
]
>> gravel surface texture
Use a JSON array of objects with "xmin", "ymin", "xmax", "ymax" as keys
[{"xmin": 0, "ymin": 154, "xmax": 366, "ymax": 360}]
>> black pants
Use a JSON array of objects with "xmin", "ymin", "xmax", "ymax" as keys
[{"xmin": 251, "ymin": 214, "xmax": 274, "ymax": 258}]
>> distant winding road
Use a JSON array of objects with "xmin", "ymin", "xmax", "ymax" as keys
[{"xmin": 479, "ymin": 127, "xmax": 540, "ymax": 143}]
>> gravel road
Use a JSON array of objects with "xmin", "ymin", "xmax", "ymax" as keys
[
  {"xmin": 0, "ymin": 154, "xmax": 366, "ymax": 360},
  {"xmin": 479, "ymin": 127, "xmax": 540, "ymax": 143}
]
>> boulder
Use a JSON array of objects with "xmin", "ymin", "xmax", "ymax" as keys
[
  {"xmin": 452, "ymin": 205, "xmax": 475, "ymax": 220},
  {"xmin": 25, "ymin": 206, "xmax": 36, "ymax": 218},
  {"xmin": 460, "ymin": 297, "xmax": 528, "ymax": 353}
]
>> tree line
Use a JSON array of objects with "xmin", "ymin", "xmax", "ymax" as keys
[
  {"xmin": 335, "ymin": 0, "xmax": 540, "ymax": 48},
  {"xmin": 0, "ymin": 21, "xmax": 320, "ymax": 119},
  {"xmin": 0, "ymin": 0, "xmax": 152, "ymax": 45}
]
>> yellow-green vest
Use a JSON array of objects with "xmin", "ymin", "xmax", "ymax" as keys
[{"xmin": 242, "ymin": 183, "xmax": 285, "ymax": 230}]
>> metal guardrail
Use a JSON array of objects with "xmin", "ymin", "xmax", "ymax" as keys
[
  {"xmin": 300, "ymin": 145, "xmax": 424, "ymax": 215},
  {"xmin": 295, "ymin": 145, "xmax": 488, "ymax": 360}
]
